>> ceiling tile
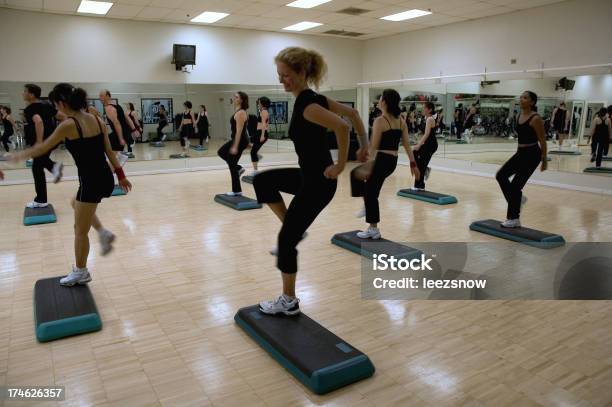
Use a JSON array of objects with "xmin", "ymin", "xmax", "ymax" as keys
[
  {"xmin": 114, "ymin": 0, "xmax": 151, "ymax": 5},
  {"xmin": 6, "ymin": 0, "xmax": 43, "ymax": 9},
  {"xmin": 43, "ymin": 0, "xmax": 79, "ymax": 12},
  {"xmin": 107, "ymin": 4, "xmax": 145, "ymax": 17},
  {"xmin": 135, "ymin": 6, "xmax": 173, "ymax": 19}
]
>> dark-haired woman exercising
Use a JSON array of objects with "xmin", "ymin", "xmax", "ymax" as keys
[
  {"xmin": 178, "ymin": 101, "xmax": 196, "ymax": 157},
  {"xmin": 495, "ymin": 91, "xmax": 547, "ymax": 228},
  {"xmin": 250, "ymin": 97, "xmax": 270, "ymax": 174},
  {"xmin": 10, "ymin": 83, "xmax": 132, "ymax": 285},
  {"xmin": 217, "ymin": 92, "xmax": 250, "ymax": 195}
]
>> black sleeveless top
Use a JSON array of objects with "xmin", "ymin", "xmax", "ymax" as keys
[
  {"xmin": 378, "ymin": 116, "xmax": 402, "ymax": 151},
  {"xmin": 2, "ymin": 118, "xmax": 13, "ymax": 136},
  {"xmin": 106, "ymin": 104, "xmax": 130, "ymax": 136},
  {"xmin": 197, "ymin": 112, "xmax": 209, "ymax": 131},
  {"xmin": 65, "ymin": 117, "xmax": 113, "ymax": 180},
  {"xmin": 420, "ymin": 115, "xmax": 438, "ymax": 145},
  {"xmin": 593, "ymin": 116, "xmax": 609, "ymax": 140},
  {"xmin": 183, "ymin": 111, "xmax": 193, "ymax": 121},
  {"xmin": 553, "ymin": 108, "xmax": 567, "ymax": 130},
  {"xmin": 289, "ymin": 89, "xmax": 332, "ymax": 175},
  {"xmin": 516, "ymin": 113, "xmax": 539, "ymax": 144},
  {"xmin": 230, "ymin": 110, "xmax": 248, "ymax": 140}
]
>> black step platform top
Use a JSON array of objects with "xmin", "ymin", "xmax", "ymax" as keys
[
  {"xmin": 35, "ymin": 277, "xmax": 97, "ymax": 324},
  {"xmin": 214, "ymin": 194, "xmax": 262, "ymax": 210},
  {"xmin": 332, "ymin": 230, "xmax": 421, "ymax": 259},
  {"xmin": 470, "ymin": 219, "xmax": 565, "ymax": 248},
  {"xmin": 24, "ymin": 204, "xmax": 55, "ymax": 219}
]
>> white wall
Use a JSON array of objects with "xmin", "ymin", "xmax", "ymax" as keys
[
  {"xmin": 0, "ymin": 8, "xmax": 363, "ymax": 87},
  {"xmin": 362, "ymin": 0, "xmax": 612, "ymax": 83}
]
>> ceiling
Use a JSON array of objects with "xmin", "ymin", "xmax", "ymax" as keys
[{"xmin": 0, "ymin": 0, "xmax": 569, "ymax": 40}]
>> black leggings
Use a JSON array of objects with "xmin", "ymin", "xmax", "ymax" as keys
[
  {"xmin": 351, "ymin": 153, "xmax": 398, "ymax": 224},
  {"xmin": 1, "ymin": 131, "xmax": 11, "ymax": 152},
  {"xmin": 217, "ymin": 137, "xmax": 249, "ymax": 193},
  {"xmin": 593, "ymin": 135, "xmax": 610, "ymax": 167},
  {"xmin": 254, "ymin": 168, "xmax": 337, "ymax": 274},
  {"xmin": 198, "ymin": 127, "xmax": 209, "ymax": 145},
  {"xmin": 124, "ymin": 130, "xmax": 134, "ymax": 153},
  {"xmin": 455, "ymin": 122, "xmax": 463, "ymax": 140},
  {"xmin": 414, "ymin": 138, "xmax": 438, "ymax": 189},
  {"xmin": 33, "ymin": 151, "xmax": 56, "ymax": 203},
  {"xmin": 180, "ymin": 124, "xmax": 194, "ymax": 147},
  {"xmin": 251, "ymin": 130, "xmax": 268, "ymax": 162},
  {"xmin": 157, "ymin": 120, "xmax": 167, "ymax": 140},
  {"xmin": 496, "ymin": 145, "xmax": 541, "ymax": 220}
]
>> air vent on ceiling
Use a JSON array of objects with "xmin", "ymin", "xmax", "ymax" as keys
[
  {"xmin": 337, "ymin": 7, "xmax": 369, "ymax": 16},
  {"xmin": 323, "ymin": 29, "xmax": 365, "ymax": 37}
]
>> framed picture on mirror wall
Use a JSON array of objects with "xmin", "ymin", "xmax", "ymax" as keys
[{"xmin": 142, "ymin": 98, "xmax": 174, "ymax": 125}]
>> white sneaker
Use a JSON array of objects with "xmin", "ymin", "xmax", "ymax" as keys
[
  {"xmin": 52, "ymin": 162, "xmax": 63, "ymax": 184},
  {"xmin": 226, "ymin": 191, "xmax": 242, "ymax": 196},
  {"xmin": 357, "ymin": 227, "xmax": 381, "ymax": 239},
  {"xmin": 424, "ymin": 167, "xmax": 431, "ymax": 181},
  {"xmin": 270, "ymin": 232, "xmax": 307, "ymax": 256},
  {"xmin": 161, "ymin": 134, "xmax": 167, "ymax": 141},
  {"xmin": 118, "ymin": 153, "xmax": 128, "ymax": 167},
  {"xmin": 249, "ymin": 171, "xmax": 259, "ymax": 177},
  {"xmin": 259, "ymin": 295, "xmax": 300, "ymax": 316},
  {"xmin": 521, "ymin": 195, "xmax": 527, "ymax": 207},
  {"xmin": 355, "ymin": 206, "xmax": 366, "ymax": 218},
  {"xmin": 99, "ymin": 230, "xmax": 115, "ymax": 256},
  {"xmin": 26, "ymin": 201, "xmax": 48, "ymax": 208},
  {"xmin": 501, "ymin": 219, "xmax": 521, "ymax": 228},
  {"xmin": 409, "ymin": 187, "xmax": 424, "ymax": 192},
  {"xmin": 60, "ymin": 267, "xmax": 92, "ymax": 286}
]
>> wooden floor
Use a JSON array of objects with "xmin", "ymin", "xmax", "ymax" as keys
[{"xmin": 0, "ymin": 165, "xmax": 611, "ymax": 407}]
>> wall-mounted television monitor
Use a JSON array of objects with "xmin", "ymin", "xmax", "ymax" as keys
[{"xmin": 173, "ymin": 44, "xmax": 196, "ymax": 69}]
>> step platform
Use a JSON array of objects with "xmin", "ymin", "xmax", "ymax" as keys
[
  {"xmin": 235, "ymin": 305, "xmax": 375, "ymax": 394},
  {"xmin": 241, "ymin": 175, "xmax": 255, "ymax": 184},
  {"xmin": 603, "ymin": 156, "xmax": 611, "ymax": 161},
  {"xmin": 34, "ymin": 277, "xmax": 102, "ymax": 342},
  {"xmin": 331, "ymin": 230, "xmax": 421, "ymax": 259},
  {"xmin": 549, "ymin": 150, "xmax": 581, "ymax": 155},
  {"xmin": 397, "ymin": 189, "xmax": 458, "ymax": 205},
  {"xmin": 26, "ymin": 159, "xmax": 33, "ymax": 168},
  {"xmin": 189, "ymin": 144, "xmax": 208, "ymax": 151},
  {"xmin": 584, "ymin": 166, "xmax": 612, "ymax": 174},
  {"xmin": 111, "ymin": 185, "xmax": 125, "ymax": 196},
  {"xmin": 469, "ymin": 219, "xmax": 565, "ymax": 248},
  {"xmin": 169, "ymin": 154, "xmax": 189, "ymax": 159},
  {"xmin": 214, "ymin": 194, "xmax": 261, "ymax": 210},
  {"xmin": 149, "ymin": 141, "xmax": 165, "ymax": 147},
  {"xmin": 24, "ymin": 204, "xmax": 57, "ymax": 226}
]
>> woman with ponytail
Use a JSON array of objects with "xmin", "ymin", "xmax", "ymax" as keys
[
  {"xmin": 495, "ymin": 90, "xmax": 547, "ymax": 228},
  {"xmin": 9, "ymin": 83, "xmax": 132, "ymax": 286},
  {"xmin": 351, "ymin": 89, "xmax": 420, "ymax": 239},
  {"xmin": 254, "ymin": 46, "xmax": 370, "ymax": 316}
]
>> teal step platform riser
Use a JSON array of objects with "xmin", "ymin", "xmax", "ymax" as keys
[
  {"xmin": 111, "ymin": 186, "xmax": 125, "ymax": 196},
  {"xmin": 24, "ymin": 215, "xmax": 57, "ymax": 226},
  {"xmin": 469, "ymin": 223, "xmax": 565, "ymax": 249},
  {"xmin": 584, "ymin": 167, "xmax": 612, "ymax": 174},
  {"xmin": 549, "ymin": 150, "xmax": 581, "ymax": 155},
  {"xmin": 214, "ymin": 196, "xmax": 262, "ymax": 210},
  {"xmin": 235, "ymin": 314, "xmax": 374, "ymax": 394},
  {"xmin": 397, "ymin": 191, "xmax": 458, "ymax": 205},
  {"xmin": 36, "ymin": 314, "xmax": 102, "ymax": 342}
]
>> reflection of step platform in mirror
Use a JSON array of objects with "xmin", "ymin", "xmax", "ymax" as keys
[
  {"xmin": 235, "ymin": 305, "xmax": 375, "ymax": 394},
  {"xmin": 549, "ymin": 149, "xmax": 581, "ymax": 155},
  {"xmin": 149, "ymin": 141, "xmax": 165, "ymax": 147},
  {"xmin": 469, "ymin": 219, "xmax": 565, "ymax": 248},
  {"xmin": 214, "ymin": 194, "xmax": 261, "ymax": 210},
  {"xmin": 397, "ymin": 189, "xmax": 457, "ymax": 205},
  {"xmin": 189, "ymin": 144, "xmax": 207, "ymax": 151},
  {"xmin": 241, "ymin": 175, "xmax": 255, "ymax": 184},
  {"xmin": 111, "ymin": 185, "xmax": 126, "ymax": 196},
  {"xmin": 26, "ymin": 159, "xmax": 33, "ymax": 168},
  {"xmin": 331, "ymin": 230, "xmax": 421, "ymax": 259},
  {"xmin": 122, "ymin": 152, "xmax": 135, "ymax": 159},
  {"xmin": 584, "ymin": 167, "xmax": 612, "ymax": 174},
  {"xmin": 24, "ymin": 204, "xmax": 57, "ymax": 226},
  {"xmin": 169, "ymin": 154, "xmax": 189, "ymax": 159},
  {"xmin": 34, "ymin": 277, "xmax": 102, "ymax": 342},
  {"xmin": 603, "ymin": 156, "xmax": 611, "ymax": 161}
]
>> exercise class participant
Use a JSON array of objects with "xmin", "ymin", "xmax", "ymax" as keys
[
  {"xmin": 254, "ymin": 47, "xmax": 369, "ymax": 316},
  {"xmin": 195, "ymin": 104, "xmax": 210, "ymax": 147},
  {"xmin": 454, "ymin": 103, "xmax": 464, "ymax": 140},
  {"xmin": 412, "ymin": 101, "xmax": 438, "ymax": 190},
  {"xmin": 217, "ymin": 92, "xmax": 249, "ymax": 196},
  {"xmin": 156, "ymin": 105, "xmax": 168, "ymax": 141},
  {"xmin": 10, "ymin": 83, "xmax": 132, "ymax": 285},
  {"xmin": 351, "ymin": 89, "xmax": 419, "ymax": 239},
  {"xmin": 551, "ymin": 102, "xmax": 569, "ymax": 148},
  {"xmin": 100, "ymin": 89, "xmax": 133, "ymax": 166},
  {"xmin": 178, "ymin": 101, "xmax": 196, "ymax": 157},
  {"xmin": 589, "ymin": 107, "xmax": 610, "ymax": 168},
  {"xmin": 496, "ymin": 91, "xmax": 547, "ymax": 228},
  {"xmin": 1, "ymin": 106, "xmax": 15, "ymax": 152},
  {"xmin": 127, "ymin": 102, "xmax": 143, "ymax": 143},
  {"xmin": 23, "ymin": 84, "xmax": 63, "ymax": 208},
  {"xmin": 463, "ymin": 104, "xmax": 477, "ymax": 137},
  {"xmin": 250, "ymin": 96, "xmax": 270, "ymax": 174}
]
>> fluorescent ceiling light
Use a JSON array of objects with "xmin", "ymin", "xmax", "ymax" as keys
[
  {"xmin": 381, "ymin": 9, "xmax": 431, "ymax": 22},
  {"xmin": 191, "ymin": 11, "xmax": 229, "ymax": 23},
  {"xmin": 77, "ymin": 0, "xmax": 113, "ymax": 15},
  {"xmin": 286, "ymin": 0, "xmax": 332, "ymax": 9},
  {"xmin": 283, "ymin": 21, "xmax": 322, "ymax": 31}
]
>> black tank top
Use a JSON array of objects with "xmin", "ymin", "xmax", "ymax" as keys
[
  {"xmin": 289, "ymin": 89, "xmax": 332, "ymax": 175},
  {"xmin": 230, "ymin": 110, "xmax": 248, "ymax": 140},
  {"xmin": 183, "ymin": 111, "xmax": 192, "ymax": 121},
  {"xmin": 420, "ymin": 115, "xmax": 438, "ymax": 145},
  {"xmin": 106, "ymin": 104, "xmax": 130, "ymax": 136},
  {"xmin": 517, "ymin": 113, "xmax": 539, "ymax": 144},
  {"xmin": 2, "ymin": 118, "xmax": 13, "ymax": 136},
  {"xmin": 65, "ymin": 117, "xmax": 113, "ymax": 180},
  {"xmin": 197, "ymin": 112, "xmax": 209, "ymax": 130},
  {"xmin": 378, "ymin": 116, "xmax": 402, "ymax": 151},
  {"xmin": 553, "ymin": 108, "xmax": 567, "ymax": 129},
  {"xmin": 593, "ymin": 117, "xmax": 609, "ymax": 140}
]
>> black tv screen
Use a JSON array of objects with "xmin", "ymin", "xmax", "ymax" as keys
[{"xmin": 173, "ymin": 44, "xmax": 196, "ymax": 65}]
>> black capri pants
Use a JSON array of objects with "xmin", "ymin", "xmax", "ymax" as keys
[
  {"xmin": 351, "ymin": 152, "xmax": 398, "ymax": 224},
  {"xmin": 251, "ymin": 130, "xmax": 268, "ymax": 162},
  {"xmin": 253, "ymin": 168, "xmax": 337, "ymax": 274}
]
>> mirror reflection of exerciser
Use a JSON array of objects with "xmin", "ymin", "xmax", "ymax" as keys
[
  {"xmin": 142, "ymin": 98, "xmax": 174, "ymax": 144},
  {"xmin": 268, "ymin": 101, "xmax": 288, "ymax": 139}
]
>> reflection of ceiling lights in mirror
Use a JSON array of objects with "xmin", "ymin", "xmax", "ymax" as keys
[
  {"xmin": 77, "ymin": 0, "xmax": 113, "ymax": 15},
  {"xmin": 286, "ymin": 0, "xmax": 332, "ymax": 9},
  {"xmin": 381, "ymin": 9, "xmax": 431, "ymax": 22},
  {"xmin": 283, "ymin": 22, "xmax": 322, "ymax": 31},
  {"xmin": 191, "ymin": 12, "xmax": 229, "ymax": 24}
]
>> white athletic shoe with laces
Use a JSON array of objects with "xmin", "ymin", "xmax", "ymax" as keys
[
  {"xmin": 501, "ymin": 219, "xmax": 521, "ymax": 228},
  {"xmin": 52, "ymin": 162, "xmax": 63, "ymax": 183},
  {"xmin": 259, "ymin": 294, "xmax": 300, "ymax": 316},
  {"xmin": 60, "ymin": 267, "xmax": 92, "ymax": 286},
  {"xmin": 26, "ymin": 201, "xmax": 48, "ymax": 208},
  {"xmin": 99, "ymin": 230, "xmax": 115, "ymax": 256},
  {"xmin": 357, "ymin": 227, "xmax": 381, "ymax": 240}
]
